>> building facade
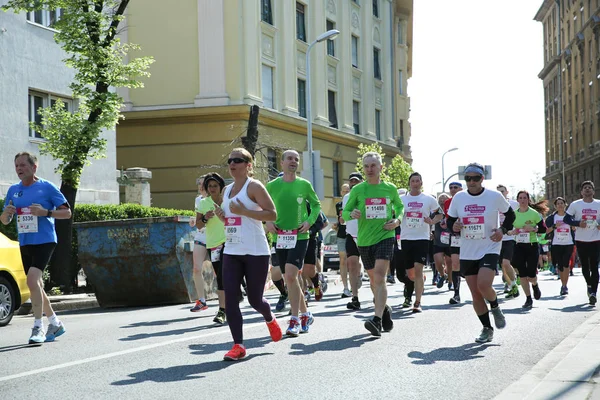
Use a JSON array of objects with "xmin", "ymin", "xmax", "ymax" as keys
[
  {"xmin": 0, "ymin": 1, "xmax": 119, "ymax": 204},
  {"xmin": 535, "ymin": 0, "xmax": 600, "ymax": 203},
  {"xmin": 117, "ymin": 0, "xmax": 413, "ymax": 215}
]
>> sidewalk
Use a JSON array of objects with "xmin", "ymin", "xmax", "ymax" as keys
[
  {"xmin": 496, "ymin": 308, "xmax": 600, "ymax": 399},
  {"xmin": 17, "ymin": 293, "xmax": 99, "ymax": 315}
]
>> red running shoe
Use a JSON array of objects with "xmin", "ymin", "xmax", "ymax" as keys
[
  {"xmin": 266, "ymin": 315, "xmax": 282, "ymax": 342},
  {"xmin": 223, "ymin": 344, "xmax": 246, "ymax": 361}
]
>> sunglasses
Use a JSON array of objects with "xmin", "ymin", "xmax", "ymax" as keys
[
  {"xmin": 464, "ymin": 175, "xmax": 482, "ymax": 182},
  {"xmin": 449, "ymin": 186, "xmax": 460, "ymax": 190},
  {"xmin": 227, "ymin": 157, "xmax": 248, "ymax": 165}
]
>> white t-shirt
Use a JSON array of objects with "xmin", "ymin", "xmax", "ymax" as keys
[
  {"xmin": 552, "ymin": 214, "xmax": 574, "ymax": 246},
  {"xmin": 194, "ymin": 196, "xmax": 207, "ymax": 243},
  {"xmin": 566, "ymin": 199, "xmax": 600, "ymax": 242},
  {"xmin": 501, "ymin": 199, "xmax": 519, "ymax": 242},
  {"xmin": 400, "ymin": 193, "xmax": 440, "ymax": 241},
  {"xmin": 343, "ymin": 193, "xmax": 358, "ymax": 238},
  {"xmin": 448, "ymin": 188, "xmax": 510, "ymax": 260}
]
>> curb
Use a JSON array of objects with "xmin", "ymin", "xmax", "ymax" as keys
[{"xmin": 16, "ymin": 296, "xmax": 99, "ymax": 315}]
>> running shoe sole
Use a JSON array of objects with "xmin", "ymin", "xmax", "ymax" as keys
[{"xmin": 364, "ymin": 319, "xmax": 382, "ymax": 337}]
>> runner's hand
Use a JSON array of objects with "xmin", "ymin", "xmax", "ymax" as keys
[
  {"xmin": 204, "ymin": 210, "xmax": 215, "ymax": 220},
  {"xmin": 424, "ymin": 216, "xmax": 434, "ymax": 225},
  {"xmin": 229, "ymin": 199, "xmax": 247, "ymax": 216},
  {"xmin": 29, "ymin": 203, "xmax": 47, "ymax": 217},
  {"xmin": 3, "ymin": 200, "xmax": 16, "ymax": 216},
  {"xmin": 383, "ymin": 219, "xmax": 398, "ymax": 231},
  {"xmin": 523, "ymin": 224, "xmax": 535, "ymax": 233},
  {"xmin": 213, "ymin": 204, "xmax": 225, "ymax": 221},
  {"xmin": 350, "ymin": 209, "xmax": 361, "ymax": 219},
  {"xmin": 580, "ymin": 220, "xmax": 588, "ymax": 228},
  {"xmin": 490, "ymin": 229, "xmax": 503, "ymax": 242},
  {"xmin": 298, "ymin": 221, "xmax": 310, "ymax": 234},
  {"xmin": 265, "ymin": 221, "xmax": 277, "ymax": 234},
  {"xmin": 453, "ymin": 219, "xmax": 463, "ymax": 232},
  {"xmin": 188, "ymin": 217, "xmax": 196, "ymax": 227}
]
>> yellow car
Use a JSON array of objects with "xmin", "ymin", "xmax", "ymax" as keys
[{"xmin": 0, "ymin": 232, "xmax": 30, "ymax": 326}]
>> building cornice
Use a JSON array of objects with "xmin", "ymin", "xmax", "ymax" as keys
[
  {"xmin": 534, "ymin": 0, "xmax": 554, "ymax": 22},
  {"xmin": 538, "ymin": 55, "xmax": 561, "ymax": 79}
]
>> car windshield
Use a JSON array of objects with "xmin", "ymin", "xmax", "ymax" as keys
[{"xmin": 323, "ymin": 230, "xmax": 337, "ymax": 245}]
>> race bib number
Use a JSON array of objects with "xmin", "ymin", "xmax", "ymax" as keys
[
  {"xmin": 542, "ymin": 245, "xmax": 549, "ymax": 252},
  {"xmin": 225, "ymin": 217, "xmax": 242, "ymax": 244},
  {"xmin": 440, "ymin": 231, "xmax": 450, "ymax": 245},
  {"xmin": 462, "ymin": 216, "xmax": 485, "ymax": 240},
  {"xmin": 276, "ymin": 230, "xmax": 298, "ymax": 249},
  {"xmin": 365, "ymin": 198, "xmax": 387, "ymax": 219},
  {"xmin": 405, "ymin": 211, "xmax": 423, "ymax": 229},
  {"xmin": 17, "ymin": 208, "xmax": 38, "ymax": 233},
  {"xmin": 583, "ymin": 214, "xmax": 598, "ymax": 229},
  {"xmin": 451, "ymin": 235, "xmax": 461, "ymax": 247},
  {"xmin": 554, "ymin": 226, "xmax": 571, "ymax": 244},
  {"xmin": 210, "ymin": 245, "xmax": 223, "ymax": 262},
  {"xmin": 515, "ymin": 229, "xmax": 531, "ymax": 244}
]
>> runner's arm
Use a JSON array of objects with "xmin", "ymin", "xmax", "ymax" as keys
[
  {"xmin": 51, "ymin": 204, "xmax": 71, "ymax": 219},
  {"xmin": 392, "ymin": 189, "xmax": 404, "ymax": 223},
  {"xmin": 562, "ymin": 213, "xmax": 580, "ymax": 227},
  {"xmin": 535, "ymin": 219, "xmax": 547, "ymax": 234},
  {"xmin": 500, "ymin": 207, "xmax": 515, "ymax": 232},
  {"xmin": 342, "ymin": 190, "xmax": 358, "ymax": 222},
  {"xmin": 242, "ymin": 181, "xmax": 277, "ymax": 221},
  {"xmin": 305, "ymin": 182, "xmax": 321, "ymax": 226},
  {"xmin": 446, "ymin": 216, "xmax": 458, "ymax": 232}
]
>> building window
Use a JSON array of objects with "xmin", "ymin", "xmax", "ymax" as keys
[
  {"xmin": 351, "ymin": 35, "xmax": 359, "ymax": 68},
  {"xmin": 267, "ymin": 148, "xmax": 278, "ymax": 181},
  {"xmin": 27, "ymin": 8, "xmax": 63, "ymax": 28},
  {"xmin": 333, "ymin": 161, "xmax": 341, "ymax": 197},
  {"xmin": 398, "ymin": 20, "xmax": 405, "ymax": 44},
  {"xmin": 297, "ymin": 79, "xmax": 306, "ymax": 118},
  {"xmin": 398, "ymin": 70, "xmax": 404, "ymax": 95},
  {"xmin": 326, "ymin": 20, "xmax": 335, "ymax": 57},
  {"xmin": 296, "ymin": 2, "xmax": 306, "ymax": 42},
  {"xmin": 28, "ymin": 90, "xmax": 72, "ymax": 138},
  {"xmin": 261, "ymin": 0, "xmax": 273, "ymax": 25},
  {"xmin": 328, "ymin": 90, "xmax": 338, "ymax": 128},
  {"xmin": 375, "ymin": 109, "xmax": 381, "ymax": 140},
  {"xmin": 262, "ymin": 65, "xmax": 274, "ymax": 109},
  {"xmin": 374, "ymin": 48, "xmax": 381, "ymax": 79},
  {"xmin": 353, "ymin": 101, "xmax": 360, "ymax": 134},
  {"xmin": 373, "ymin": 0, "xmax": 379, "ymax": 17}
]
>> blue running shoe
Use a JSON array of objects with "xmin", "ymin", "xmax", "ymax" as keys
[
  {"xmin": 300, "ymin": 313, "xmax": 314, "ymax": 334},
  {"xmin": 45, "ymin": 322, "xmax": 66, "ymax": 342},
  {"xmin": 275, "ymin": 294, "xmax": 287, "ymax": 312}
]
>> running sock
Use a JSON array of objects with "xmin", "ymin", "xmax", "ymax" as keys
[
  {"xmin": 310, "ymin": 274, "xmax": 320, "ymax": 288},
  {"xmin": 478, "ymin": 312, "xmax": 493, "ymax": 329},
  {"xmin": 273, "ymin": 279, "xmax": 287, "ymax": 296},
  {"xmin": 352, "ymin": 296, "xmax": 359, "ymax": 302},
  {"xmin": 452, "ymin": 273, "xmax": 460, "ymax": 294},
  {"xmin": 48, "ymin": 314, "xmax": 60, "ymax": 326},
  {"xmin": 199, "ymin": 297, "xmax": 206, "ymax": 303},
  {"xmin": 489, "ymin": 298, "xmax": 499, "ymax": 309},
  {"xmin": 33, "ymin": 318, "xmax": 43, "ymax": 329},
  {"xmin": 373, "ymin": 316, "xmax": 382, "ymax": 324},
  {"xmin": 527, "ymin": 295, "xmax": 532, "ymax": 301},
  {"xmin": 219, "ymin": 307, "xmax": 225, "ymax": 312},
  {"xmin": 406, "ymin": 280, "xmax": 415, "ymax": 299}
]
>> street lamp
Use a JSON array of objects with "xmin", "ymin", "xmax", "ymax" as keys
[
  {"xmin": 431, "ymin": 181, "xmax": 442, "ymax": 194},
  {"xmin": 306, "ymin": 29, "xmax": 339, "ymax": 197},
  {"xmin": 442, "ymin": 147, "xmax": 459, "ymax": 191},
  {"xmin": 550, "ymin": 160, "xmax": 566, "ymax": 198}
]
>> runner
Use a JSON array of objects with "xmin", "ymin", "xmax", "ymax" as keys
[
  {"xmin": 266, "ymin": 150, "xmax": 321, "ymax": 336},
  {"xmin": 301, "ymin": 207, "xmax": 326, "ymax": 302},
  {"xmin": 335, "ymin": 184, "xmax": 352, "ymax": 297},
  {"xmin": 508, "ymin": 190, "xmax": 548, "ymax": 309},
  {"xmin": 564, "ymin": 181, "xmax": 600, "ymax": 305},
  {"xmin": 217, "ymin": 148, "xmax": 282, "ymax": 361},
  {"xmin": 545, "ymin": 197, "xmax": 575, "ymax": 296},
  {"xmin": 342, "ymin": 152, "xmax": 403, "ymax": 336},
  {"xmin": 195, "ymin": 172, "xmax": 228, "ymax": 324},
  {"xmin": 189, "ymin": 175, "xmax": 210, "ymax": 312},
  {"xmin": 433, "ymin": 193, "xmax": 451, "ymax": 291},
  {"xmin": 447, "ymin": 163, "xmax": 514, "ymax": 343},
  {"xmin": 444, "ymin": 182, "xmax": 463, "ymax": 304},
  {"xmin": 400, "ymin": 172, "xmax": 444, "ymax": 313},
  {"xmin": 344, "ymin": 172, "xmax": 365, "ymax": 310},
  {"xmin": 496, "ymin": 185, "xmax": 520, "ymax": 299},
  {"xmin": 1, "ymin": 152, "xmax": 71, "ymax": 344}
]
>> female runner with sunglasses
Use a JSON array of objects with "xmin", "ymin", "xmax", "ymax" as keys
[
  {"xmin": 545, "ymin": 197, "xmax": 575, "ymax": 296},
  {"xmin": 215, "ymin": 148, "xmax": 282, "ymax": 361}
]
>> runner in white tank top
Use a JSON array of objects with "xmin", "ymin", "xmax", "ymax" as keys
[{"xmin": 214, "ymin": 148, "xmax": 282, "ymax": 361}]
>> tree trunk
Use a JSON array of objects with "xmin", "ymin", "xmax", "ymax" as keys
[
  {"xmin": 49, "ymin": 182, "xmax": 77, "ymax": 293},
  {"xmin": 241, "ymin": 105, "xmax": 260, "ymax": 157}
]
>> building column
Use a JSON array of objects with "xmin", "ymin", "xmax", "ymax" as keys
[
  {"xmin": 195, "ymin": 0, "xmax": 230, "ymax": 106},
  {"xmin": 279, "ymin": 0, "xmax": 299, "ymax": 116},
  {"xmin": 339, "ymin": 0, "xmax": 355, "ymax": 134},
  {"xmin": 311, "ymin": 1, "xmax": 330, "ymax": 125},
  {"xmin": 361, "ymin": 2, "xmax": 376, "ymax": 139},
  {"xmin": 383, "ymin": 0, "xmax": 395, "ymax": 145}
]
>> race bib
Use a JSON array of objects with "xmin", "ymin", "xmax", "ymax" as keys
[
  {"xmin": 405, "ymin": 211, "xmax": 423, "ymax": 229},
  {"xmin": 396, "ymin": 234, "xmax": 401, "ymax": 250},
  {"xmin": 17, "ymin": 208, "xmax": 38, "ymax": 233},
  {"xmin": 451, "ymin": 235, "xmax": 461, "ymax": 247},
  {"xmin": 462, "ymin": 216, "xmax": 485, "ymax": 240},
  {"xmin": 515, "ymin": 229, "xmax": 531, "ymax": 243},
  {"xmin": 276, "ymin": 230, "xmax": 298, "ymax": 249},
  {"xmin": 542, "ymin": 245, "xmax": 549, "ymax": 252},
  {"xmin": 365, "ymin": 198, "xmax": 387, "ymax": 219},
  {"xmin": 440, "ymin": 231, "xmax": 450, "ymax": 245},
  {"xmin": 225, "ymin": 217, "xmax": 242, "ymax": 244},
  {"xmin": 554, "ymin": 226, "xmax": 571, "ymax": 244},
  {"xmin": 583, "ymin": 214, "xmax": 598, "ymax": 229},
  {"xmin": 210, "ymin": 245, "xmax": 223, "ymax": 262}
]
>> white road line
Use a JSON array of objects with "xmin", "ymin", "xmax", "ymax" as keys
[{"xmin": 0, "ymin": 322, "xmax": 263, "ymax": 383}]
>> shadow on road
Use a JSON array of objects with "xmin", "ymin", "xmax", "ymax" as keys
[
  {"xmin": 189, "ymin": 336, "xmax": 272, "ymax": 356},
  {"xmin": 550, "ymin": 304, "xmax": 597, "ymax": 313},
  {"xmin": 120, "ymin": 316, "xmax": 203, "ymax": 328},
  {"xmin": 111, "ymin": 353, "xmax": 271, "ymax": 385},
  {"xmin": 408, "ymin": 342, "xmax": 499, "ymax": 365},
  {"xmin": 0, "ymin": 343, "xmax": 41, "ymax": 353},
  {"xmin": 288, "ymin": 333, "xmax": 373, "ymax": 355}
]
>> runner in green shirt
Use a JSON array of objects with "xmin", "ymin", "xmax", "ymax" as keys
[
  {"xmin": 342, "ymin": 152, "xmax": 403, "ymax": 337},
  {"xmin": 266, "ymin": 150, "xmax": 321, "ymax": 337}
]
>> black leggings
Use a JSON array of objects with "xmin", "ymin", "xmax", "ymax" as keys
[
  {"xmin": 551, "ymin": 245, "xmax": 574, "ymax": 272},
  {"xmin": 222, "ymin": 254, "xmax": 271, "ymax": 345},
  {"xmin": 208, "ymin": 246, "xmax": 224, "ymax": 290},
  {"xmin": 391, "ymin": 249, "xmax": 409, "ymax": 284},
  {"xmin": 576, "ymin": 241, "xmax": 600, "ymax": 294},
  {"xmin": 513, "ymin": 243, "xmax": 539, "ymax": 279}
]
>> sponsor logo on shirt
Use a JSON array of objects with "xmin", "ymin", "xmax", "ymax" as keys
[
  {"xmin": 465, "ymin": 204, "xmax": 486, "ymax": 213},
  {"xmin": 408, "ymin": 202, "xmax": 423, "ymax": 208},
  {"xmin": 370, "ymin": 198, "xmax": 383, "ymax": 205},
  {"xmin": 227, "ymin": 218, "xmax": 237, "ymax": 225},
  {"xmin": 582, "ymin": 209, "xmax": 597, "ymax": 214}
]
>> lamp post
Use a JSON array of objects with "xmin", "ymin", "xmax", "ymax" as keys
[
  {"xmin": 431, "ymin": 181, "xmax": 442, "ymax": 195},
  {"xmin": 305, "ymin": 29, "xmax": 339, "ymax": 195},
  {"xmin": 550, "ymin": 160, "xmax": 566, "ymax": 198},
  {"xmin": 442, "ymin": 147, "xmax": 459, "ymax": 191}
]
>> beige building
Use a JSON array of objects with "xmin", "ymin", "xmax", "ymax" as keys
[
  {"xmin": 535, "ymin": 0, "xmax": 600, "ymax": 203},
  {"xmin": 117, "ymin": 0, "xmax": 414, "ymax": 214}
]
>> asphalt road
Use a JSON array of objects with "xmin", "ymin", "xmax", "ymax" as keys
[{"xmin": 1, "ymin": 268, "xmax": 597, "ymax": 400}]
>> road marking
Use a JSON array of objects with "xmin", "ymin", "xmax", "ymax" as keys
[{"xmin": 0, "ymin": 323, "xmax": 263, "ymax": 383}]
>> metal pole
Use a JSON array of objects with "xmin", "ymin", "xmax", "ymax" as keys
[
  {"xmin": 442, "ymin": 153, "xmax": 445, "ymax": 193},
  {"xmin": 306, "ymin": 41, "xmax": 316, "ymax": 187}
]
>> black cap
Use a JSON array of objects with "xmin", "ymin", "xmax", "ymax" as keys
[{"xmin": 349, "ymin": 172, "xmax": 363, "ymax": 181}]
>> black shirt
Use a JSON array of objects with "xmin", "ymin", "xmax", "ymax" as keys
[{"xmin": 335, "ymin": 200, "xmax": 346, "ymax": 238}]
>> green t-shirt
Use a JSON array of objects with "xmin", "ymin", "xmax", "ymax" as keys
[
  {"xmin": 342, "ymin": 181, "xmax": 404, "ymax": 247},
  {"xmin": 196, "ymin": 196, "xmax": 226, "ymax": 248},
  {"xmin": 266, "ymin": 177, "xmax": 321, "ymax": 241},
  {"xmin": 513, "ymin": 207, "xmax": 542, "ymax": 244}
]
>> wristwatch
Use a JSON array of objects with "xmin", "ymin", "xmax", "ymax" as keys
[
  {"xmin": 500, "ymin": 226, "xmax": 508, "ymax": 234},
  {"xmin": 201, "ymin": 216, "xmax": 208, "ymax": 223},
  {"xmin": 47, "ymin": 209, "xmax": 53, "ymax": 217}
]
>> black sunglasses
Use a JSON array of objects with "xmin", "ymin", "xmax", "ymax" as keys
[
  {"xmin": 449, "ymin": 186, "xmax": 460, "ymax": 189},
  {"xmin": 227, "ymin": 157, "xmax": 248, "ymax": 165},
  {"xmin": 464, "ymin": 175, "xmax": 482, "ymax": 182}
]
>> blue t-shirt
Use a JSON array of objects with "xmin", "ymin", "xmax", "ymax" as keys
[{"xmin": 3, "ymin": 178, "xmax": 68, "ymax": 246}]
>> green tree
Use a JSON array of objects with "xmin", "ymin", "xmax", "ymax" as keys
[
  {"xmin": 355, "ymin": 143, "xmax": 412, "ymax": 188},
  {"xmin": 3, "ymin": 0, "xmax": 154, "ymax": 289}
]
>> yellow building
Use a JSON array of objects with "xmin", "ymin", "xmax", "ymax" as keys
[{"xmin": 117, "ymin": 0, "xmax": 414, "ymax": 215}]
